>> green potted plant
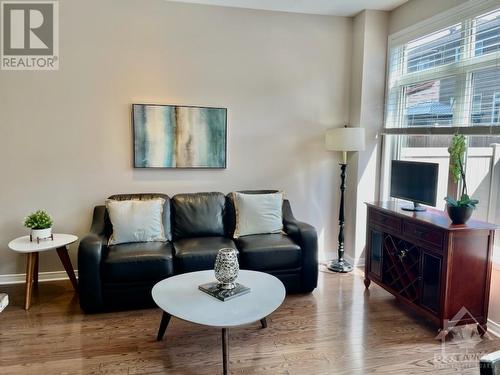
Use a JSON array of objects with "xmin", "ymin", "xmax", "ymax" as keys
[
  {"xmin": 24, "ymin": 210, "xmax": 53, "ymax": 242},
  {"xmin": 444, "ymin": 134, "xmax": 478, "ymax": 224}
]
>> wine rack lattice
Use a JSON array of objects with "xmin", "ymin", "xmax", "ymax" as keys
[{"xmin": 382, "ymin": 234, "xmax": 421, "ymax": 303}]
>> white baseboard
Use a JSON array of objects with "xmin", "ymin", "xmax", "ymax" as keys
[
  {"xmin": 488, "ymin": 319, "xmax": 500, "ymax": 338},
  {"xmin": 320, "ymin": 254, "xmax": 365, "ymax": 269},
  {"xmin": 0, "ymin": 270, "xmax": 78, "ymax": 285},
  {"xmin": 344, "ymin": 254, "xmax": 365, "ymax": 268}
]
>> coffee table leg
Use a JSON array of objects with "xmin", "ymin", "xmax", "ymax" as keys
[
  {"xmin": 157, "ymin": 311, "xmax": 171, "ymax": 341},
  {"xmin": 222, "ymin": 328, "xmax": 229, "ymax": 375},
  {"xmin": 56, "ymin": 246, "xmax": 78, "ymax": 291},
  {"xmin": 260, "ymin": 318, "xmax": 267, "ymax": 328},
  {"xmin": 24, "ymin": 252, "xmax": 37, "ymax": 310}
]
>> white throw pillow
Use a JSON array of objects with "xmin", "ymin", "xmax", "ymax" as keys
[
  {"xmin": 106, "ymin": 198, "xmax": 167, "ymax": 245},
  {"xmin": 232, "ymin": 192, "xmax": 283, "ymax": 238}
]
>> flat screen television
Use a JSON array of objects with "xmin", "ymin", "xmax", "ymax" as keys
[{"xmin": 390, "ymin": 160, "xmax": 439, "ymax": 211}]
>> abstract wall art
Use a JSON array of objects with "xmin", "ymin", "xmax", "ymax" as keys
[{"xmin": 132, "ymin": 104, "xmax": 227, "ymax": 168}]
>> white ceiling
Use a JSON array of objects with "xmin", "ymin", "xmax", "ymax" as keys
[{"xmin": 166, "ymin": 0, "xmax": 409, "ymax": 17}]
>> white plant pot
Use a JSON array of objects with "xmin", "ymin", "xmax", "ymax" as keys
[{"xmin": 31, "ymin": 227, "xmax": 52, "ymax": 241}]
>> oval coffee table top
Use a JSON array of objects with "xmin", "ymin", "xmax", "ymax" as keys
[
  {"xmin": 152, "ymin": 270, "xmax": 285, "ymax": 328},
  {"xmin": 8, "ymin": 234, "xmax": 78, "ymax": 253}
]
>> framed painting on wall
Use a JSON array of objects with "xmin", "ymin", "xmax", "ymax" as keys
[{"xmin": 132, "ymin": 104, "xmax": 227, "ymax": 169}]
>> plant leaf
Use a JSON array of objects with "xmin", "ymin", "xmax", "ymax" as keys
[{"xmin": 445, "ymin": 196, "xmax": 458, "ymax": 206}]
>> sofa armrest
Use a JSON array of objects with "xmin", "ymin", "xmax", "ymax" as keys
[
  {"xmin": 78, "ymin": 206, "xmax": 108, "ymax": 312},
  {"xmin": 283, "ymin": 200, "xmax": 318, "ymax": 292}
]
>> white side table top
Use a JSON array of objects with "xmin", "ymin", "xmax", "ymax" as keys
[
  {"xmin": 8, "ymin": 234, "xmax": 78, "ymax": 253},
  {"xmin": 152, "ymin": 270, "xmax": 286, "ymax": 328}
]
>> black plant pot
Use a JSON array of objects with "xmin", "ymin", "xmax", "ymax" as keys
[{"xmin": 446, "ymin": 205, "xmax": 474, "ymax": 225}]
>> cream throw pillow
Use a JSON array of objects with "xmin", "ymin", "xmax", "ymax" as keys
[
  {"xmin": 106, "ymin": 198, "xmax": 167, "ymax": 245},
  {"xmin": 232, "ymin": 192, "xmax": 283, "ymax": 238}
]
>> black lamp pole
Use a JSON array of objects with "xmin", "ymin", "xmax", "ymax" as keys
[{"xmin": 327, "ymin": 161, "xmax": 353, "ymax": 273}]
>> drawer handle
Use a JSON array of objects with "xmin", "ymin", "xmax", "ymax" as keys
[{"xmin": 398, "ymin": 249, "xmax": 409, "ymax": 259}]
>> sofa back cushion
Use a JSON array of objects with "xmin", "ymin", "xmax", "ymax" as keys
[
  {"xmin": 225, "ymin": 190, "xmax": 280, "ymax": 237},
  {"xmin": 232, "ymin": 191, "xmax": 283, "ymax": 238},
  {"xmin": 172, "ymin": 192, "xmax": 226, "ymax": 239},
  {"xmin": 106, "ymin": 198, "xmax": 167, "ymax": 245},
  {"xmin": 107, "ymin": 193, "xmax": 171, "ymax": 241}
]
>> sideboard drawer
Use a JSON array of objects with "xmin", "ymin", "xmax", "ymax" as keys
[
  {"xmin": 370, "ymin": 210, "xmax": 402, "ymax": 233},
  {"xmin": 403, "ymin": 221, "xmax": 444, "ymax": 250}
]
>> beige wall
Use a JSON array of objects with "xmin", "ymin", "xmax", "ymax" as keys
[
  {"xmin": 389, "ymin": 0, "xmax": 469, "ymax": 33},
  {"xmin": 0, "ymin": 0, "xmax": 352, "ymax": 277}
]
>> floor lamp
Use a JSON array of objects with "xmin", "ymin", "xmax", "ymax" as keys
[{"xmin": 325, "ymin": 126, "xmax": 366, "ymax": 273}]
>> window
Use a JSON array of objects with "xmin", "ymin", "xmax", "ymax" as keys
[
  {"xmin": 475, "ymin": 40, "xmax": 484, "ymax": 56},
  {"xmin": 475, "ymin": 9, "xmax": 500, "ymax": 57},
  {"xmin": 405, "ymin": 24, "xmax": 462, "ymax": 74},
  {"xmin": 386, "ymin": 8, "xmax": 500, "ymax": 130},
  {"xmin": 382, "ymin": 5, "xmax": 500, "ymax": 258},
  {"xmin": 404, "ymin": 78, "xmax": 456, "ymax": 127},
  {"xmin": 493, "ymin": 91, "xmax": 500, "ymax": 124},
  {"xmin": 471, "ymin": 68, "xmax": 500, "ymax": 125},
  {"xmin": 472, "ymin": 93, "xmax": 482, "ymax": 123}
]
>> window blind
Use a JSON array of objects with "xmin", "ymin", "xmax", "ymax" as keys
[{"xmin": 384, "ymin": 6, "xmax": 500, "ymax": 135}]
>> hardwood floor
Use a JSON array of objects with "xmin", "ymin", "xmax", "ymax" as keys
[{"xmin": 1, "ymin": 267, "xmax": 499, "ymax": 374}]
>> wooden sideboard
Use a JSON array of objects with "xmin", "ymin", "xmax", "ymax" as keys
[{"xmin": 364, "ymin": 201, "xmax": 497, "ymax": 336}]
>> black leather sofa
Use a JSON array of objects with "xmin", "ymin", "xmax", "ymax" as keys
[{"xmin": 78, "ymin": 191, "xmax": 318, "ymax": 312}]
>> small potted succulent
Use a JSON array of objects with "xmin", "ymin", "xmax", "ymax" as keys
[
  {"xmin": 444, "ymin": 134, "xmax": 478, "ymax": 224},
  {"xmin": 24, "ymin": 210, "xmax": 53, "ymax": 242}
]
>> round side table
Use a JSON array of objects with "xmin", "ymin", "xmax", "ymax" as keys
[{"xmin": 8, "ymin": 234, "xmax": 78, "ymax": 310}]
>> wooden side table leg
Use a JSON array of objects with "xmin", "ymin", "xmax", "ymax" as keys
[
  {"xmin": 24, "ymin": 252, "xmax": 37, "ymax": 310},
  {"xmin": 56, "ymin": 246, "xmax": 78, "ymax": 291},
  {"xmin": 33, "ymin": 252, "xmax": 39, "ymax": 288}
]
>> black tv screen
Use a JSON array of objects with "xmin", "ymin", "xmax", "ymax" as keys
[{"xmin": 390, "ymin": 160, "xmax": 439, "ymax": 207}]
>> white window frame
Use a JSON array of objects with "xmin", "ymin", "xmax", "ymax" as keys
[{"xmin": 380, "ymin": 0, "xmax": 500, "ymax": 201}]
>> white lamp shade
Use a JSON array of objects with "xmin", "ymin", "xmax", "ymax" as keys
[{"xmin": 325, "ymin": 127, "xmax": 366, "ymax": 152}]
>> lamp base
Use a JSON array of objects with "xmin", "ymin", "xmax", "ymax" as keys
[{"xmin": 327, "ymin": 259, "xmax": 353, "ymax": 273}]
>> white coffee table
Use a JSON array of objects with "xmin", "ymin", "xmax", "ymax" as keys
[
  {"xmin": 152, "ymin": 270, "xmax": 285, "ymax": 375},
  {"xmin": 8, "ymin": 234, "xmax": 78, "ymax": 310}
]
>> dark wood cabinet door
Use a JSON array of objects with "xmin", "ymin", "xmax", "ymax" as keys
[
  {"xmin": 369, "ymin": 229, "xmax": 383, "ymax": 278},
  {"xmin": 421, "ymin": 252, "xmax": 442, "ymax": 314}
]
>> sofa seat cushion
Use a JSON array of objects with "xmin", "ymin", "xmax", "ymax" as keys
[
  {"xmin": 236, "ymin": 234, "xmax": 301, "ymax": 271},
  {"xmin": 103, "ymin": 242, "xmax": 174, "ymax": 283},
  {"xmin": 174, "ymin": 237, "xmax": 237, "ymax": 273}
]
